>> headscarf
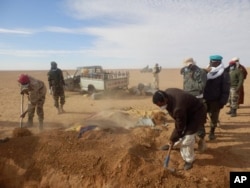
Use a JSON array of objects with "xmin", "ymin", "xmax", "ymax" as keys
[{"xmin": 207, "ymin": 63, "xmax": 225, "ymax": 80}]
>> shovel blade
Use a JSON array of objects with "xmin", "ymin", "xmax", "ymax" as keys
[{"xmin": 163, "ymin": 155, "xmax": 170, "ymax": 168}]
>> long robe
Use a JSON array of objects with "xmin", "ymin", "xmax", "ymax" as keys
[{"xmin": 238, "ymin": 64, "xmax": 248, "ymax": 104}]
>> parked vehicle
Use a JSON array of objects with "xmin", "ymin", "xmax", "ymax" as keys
[
  {"xmin": 64, "ymin": 66, "xmax": 129, "ymax": 94},
  {"xmin": 140, "ymin": 65, "xmax": 152, "ymax": 73}
]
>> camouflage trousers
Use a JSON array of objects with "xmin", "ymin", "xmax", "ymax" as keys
[
  {"xmin": 228, "ymin": 87, "xmax": 239, "ymax": 110},
  {"xmin": 28, "ymin": 96, "xmax": 45, "ymax": 122},
  {"xmin": 52, "ymin": 87, "xmax": 65, "ymax": 108}
]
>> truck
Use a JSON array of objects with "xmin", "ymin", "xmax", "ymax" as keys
[
  {"xmin": 140, "ymin": 65, "xmax": 152, "ymax": 73},
  {"xmin": 63, "ymin": 66, "xmax": 129, "ymax": 94}
]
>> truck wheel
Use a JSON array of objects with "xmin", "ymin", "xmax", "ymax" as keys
[{"xmin": 88, "ymin": 85, "xmax": 96, "ymax": 94}]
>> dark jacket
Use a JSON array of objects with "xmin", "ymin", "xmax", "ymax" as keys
[
  {"xmin": 164, "ymin": 88, "xmax": 206, "ymax": 143},
  {"xmin": 203, "ymin": 71, "xmax": 230, "ymax": 107},
  {"xmin": 47, "ymin": 68, "xmax": 65, "ymax": 89}
]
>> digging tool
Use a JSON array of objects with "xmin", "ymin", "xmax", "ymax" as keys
[
  {"xmin": 163, "ymin": 144, "xmax": 175, "ymax": 172},
  {"xmin": 20, "ymin": 94, "xmax": 24, "ymax": 128}
]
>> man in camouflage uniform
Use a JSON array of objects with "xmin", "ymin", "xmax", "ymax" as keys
[
  {"xmin": 180, "ymin": 57, "xmax": 207, "ymax": 152},
  {"xmin": 226, "ymin": 60, "xmax": 244, "ymax": 117},
  {"xmin": 47, "ymin": 61, "xmax": 66, "ymax": 114},
  {"xmin": 231, "ymin": 57, "xmax": 248, "ymax": 106},
  {"xmin": 18, "ymin": 74, "xmax": 46, "ymax": 130}
]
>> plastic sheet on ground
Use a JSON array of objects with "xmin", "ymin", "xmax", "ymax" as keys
[{"xmin": 136, "ymin": 117, "xmax": 155, "ymax": 127}]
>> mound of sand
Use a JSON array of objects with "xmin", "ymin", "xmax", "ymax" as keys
[
  {"xmin": 12, "ymin": 127, "xmax": 32, "ymax": 138},
  {"xmin": 85, "ymin": 109, "xmax": 137, "ymax": 129}
]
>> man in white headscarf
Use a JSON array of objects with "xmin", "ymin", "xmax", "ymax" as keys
[
  {"xmin": 226, "ymin": 60, "xmax": 244, "ymax": 117},
  {"xmin": 231, "ymin": 57, "xmax": 248, "ymax": 107},
  {"xmin": 203, "ymin": 55, "xmax": 230, "ymax": 140}
]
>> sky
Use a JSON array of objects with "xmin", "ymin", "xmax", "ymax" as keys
[{"xmin": 1, "ymin": 0, "xmax": 250, "ymax": 70}]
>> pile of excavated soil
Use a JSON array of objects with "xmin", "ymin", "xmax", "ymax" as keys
[
  {"xmin": 12, "ymin": 127, "xmax": 32, "ymax": 138},
  {"xmin": 0, "ymin": 109, "xmax": 233, "ymax": 187}
]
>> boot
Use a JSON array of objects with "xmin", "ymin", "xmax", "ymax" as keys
[
  {"xmin": 184, "ymin": 162, "xmax": 193, "ymax": 170},
  {"xmin": 60, "ymin": 105, "xmax": 65, "ymax": 113},
  {"xmin": 231, "ymin": 109, "xmax": 237, "ymax": 117},
  {"xmin": 39, "ymin": 120, "xmax": 43, "ymax": 131},
  {"xmin": 209, "ymin": 127, "xmax": 216, "ymax": 140},
  {"xmin": 198, "ymin": 138, "xmax": 207, "ymax": 153},
  {"xmin": 226, "ymin": 108, "xmax": 232, "ymax": 115},
  {"xmin": 57, "ymin": 107, "xmax": 61, "ymax": 114}
]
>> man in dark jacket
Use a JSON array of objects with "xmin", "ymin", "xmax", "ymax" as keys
[
  {"xmin": 152, "ymin": 88, "xmax": 206, "ymax": 170},
  {"xmin": 47, "ymin": 61, "xmax": 66, "ymax": 114},
  {"xmin": 204, "ymin": 55, "xmax": 230, "ymax": 140}
]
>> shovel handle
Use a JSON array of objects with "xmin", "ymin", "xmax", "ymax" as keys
[
  {"xmin": 164, "ymin": 156, "xmax": 170, "ymax": 168},
  {"xmin": 20, "ymin": 94, "xmax": 24, "ymax": 128},
  {"xmin": 163, "ymin": 144, "xmax": 173, "ymax": 168}
]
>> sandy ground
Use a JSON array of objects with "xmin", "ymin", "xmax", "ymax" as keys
[{"xmin": 0, "ymin": 68, "xmax": 249, "ymax": 188}]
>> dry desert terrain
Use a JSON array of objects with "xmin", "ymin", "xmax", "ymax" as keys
[{"xmin": 0, "ymin": 68, "xmax": 250, "ymax": 187}]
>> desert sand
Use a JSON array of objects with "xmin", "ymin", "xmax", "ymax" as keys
[{"xmin": 0, "ymin": 68, "xmax": 249, "ymax": 188}]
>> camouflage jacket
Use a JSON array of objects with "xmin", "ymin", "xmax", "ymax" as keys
[
  {"xmin": 47, "ymin": 68, "xmax": 65, "ymax": 89},
  {"xmin": 21, "ymin": 76, "xmax": 47, "ymax": 104},
  {"xmin": 180, "ymin": 65, "xmax": 207, "ymax": 97},
  {"xmin": 229, "ymin": 68, "xmax": 244, "ymax": 91}
]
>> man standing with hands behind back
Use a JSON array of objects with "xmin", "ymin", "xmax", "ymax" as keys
[{"xmin": 152, "ymin": 63, "xmax": 161, "ymax": 89}]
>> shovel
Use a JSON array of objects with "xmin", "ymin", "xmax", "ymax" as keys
[
  {"xmin": 163, "ymin": 144, "xmax": 175, "ymax": 172},
  {"xmin": 20, "ymin": 94, "xmax": 24, "ymax": 128}
]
